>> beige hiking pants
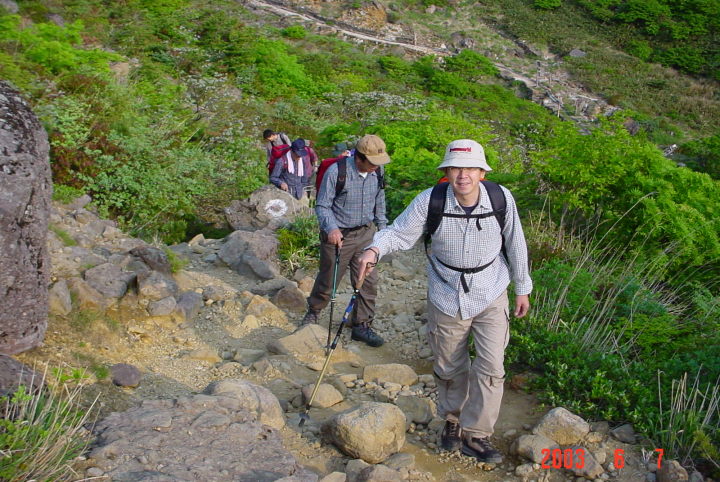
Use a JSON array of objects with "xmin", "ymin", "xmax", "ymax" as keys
[{"xmin": 426, "ymin": 291, "xmax": 509, "ymax": 438}]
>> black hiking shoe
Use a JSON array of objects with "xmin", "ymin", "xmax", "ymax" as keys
[
  {"xmin": 440, "ymin": 420, "xmax": 462, "ymax": 452},
  {"xmin": 351, "ymin": 324, "xmax": 384, "ymax": 347},
  {"xmin": 301, "ymin": 309, "xmax": 320, "ymax": 325},
  {"xmin": 461, "ymin": 435, "xmax": 503, "ymax": 464}
]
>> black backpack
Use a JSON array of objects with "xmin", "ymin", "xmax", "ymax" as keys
[
  {"xmin": 423, "ymin": 180, "xmax": 508, "ymax": 292},
  {"xmin": 334, "ymin": 158, "xmax": 384, "ymax": 196}
]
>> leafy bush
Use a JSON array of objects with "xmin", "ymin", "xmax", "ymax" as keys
[
  {"xmin": 443, "ymin": 49, "xmax": 499, "ymax": 78},
  {"xmin": 534, "ymin": 0, "xmax": 562, "ymax": 10},
  {"xmin": 282, "ymin": 25, "xmax": 307, "ymax": 39}
]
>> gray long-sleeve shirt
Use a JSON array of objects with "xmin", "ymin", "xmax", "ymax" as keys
[
  {"xmin": 371, "ymin": 183, "xmax": 532, "ymax": 319},
  {"xmin": 315, "ymin": 158, "xmax": 387, "ymax": 233},
  {"xmin": 270, "ymin": 151, "xmax": 312, "ymax": 200}
]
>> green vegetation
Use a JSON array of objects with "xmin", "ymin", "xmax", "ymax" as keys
[
  {"xmin": 0, "ymin": 368, "xmax": 95, "ymax": 481},
  {"xmin": 277, "ymin": 214, "xmax": 321, "ymax": 275},
  {"xmin": 1, "ymin": 0, "xmax": 719, "ymax": 473},
  {"xmin": 163, "ymin": 247, "xmax": 189, "ymax": 274},
  {"xmin": 49, "ymin": 225, "xmax": 76, "ymax": 247}
]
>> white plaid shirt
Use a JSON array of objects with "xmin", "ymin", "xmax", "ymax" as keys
[{"xmin": 372, "ymin": 183, "xmax": 532, "ymax": 319}]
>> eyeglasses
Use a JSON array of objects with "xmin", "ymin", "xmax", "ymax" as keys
[{"xmin": 448, "ymin": 167, "xmax": 482, "ymax": 174}]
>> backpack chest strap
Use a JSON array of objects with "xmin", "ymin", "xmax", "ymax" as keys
[{"xmin": 436, "ymin": 257, "xmax": 496, "ymax": 293}]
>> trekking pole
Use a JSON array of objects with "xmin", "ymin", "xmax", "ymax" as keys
[
  {"xmin": 298, "ymin": 267, "xmax": 373, "ymax": 427},
  {"xmin": 326, "ymin": 244, "xmax": 341, "ymax": 354}
]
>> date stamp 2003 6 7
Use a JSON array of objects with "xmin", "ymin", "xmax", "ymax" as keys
[{"xmin": 540, "ymin": 447, "xmax": 665, "ymax": 470}]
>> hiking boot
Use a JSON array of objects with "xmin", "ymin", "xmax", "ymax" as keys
[
  {"xmin": 461, "ymin": 435, "xmax": 503, "ymax": 464},
  {"xmin": 440, "ymin": 420, "xmax": 462, "ymax": 452},
  {"xmin": 351, "ymin": 323, "xmax": 384, "ymax": 347},
  {"xmin": 301, "ymin": 309, "xmax": 320, "ymax": 325}
]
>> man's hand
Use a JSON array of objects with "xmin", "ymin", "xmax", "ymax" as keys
[
  {"xmin": 357, "ymin": 247, "xmax": 379, "ymax": 281},
  {"xmin": 514, "ymin": 294, "xmax": 530, "ymax": 318},
  {"xmin": 327, "ymin": 229, "xmax": 343, "ymax": 247},
  {"xmin": 280, "ymin": 182, "xmax": 288, "ymax": 191}
]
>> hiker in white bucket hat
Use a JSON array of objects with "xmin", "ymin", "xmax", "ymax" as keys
[{"xmin": 358, "ymin": 139, "xmax": 532, "ymax": 464}]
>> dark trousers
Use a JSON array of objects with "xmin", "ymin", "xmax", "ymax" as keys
[{"xmin": 307, "ymin": 224, "xmax": 378, "ymax": 326}]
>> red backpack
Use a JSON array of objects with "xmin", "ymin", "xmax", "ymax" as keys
[
  {"xmin": 268, "ymin": 144, "xmax": 290, "ymax": 176},
  {"xmin": 315, "ymin": 156, "xmax": 384, "ymax": 193}
]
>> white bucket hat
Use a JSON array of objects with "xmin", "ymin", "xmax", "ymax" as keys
[{"xmin": 437, "ymin": 139, "xmax": 492, "ymax": 171}]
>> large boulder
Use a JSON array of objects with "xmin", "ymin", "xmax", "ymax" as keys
[
  {"xmin": 89, "ymin": 391, "xmax": 315, "ymax": 481},
  {"xmin": 204, "ymin": 379, "xmax": 285, "ymax": 429},
  {"xmin": 322, "ymin": 402, "xmax": 406, "ymax": 463},
  {"xmin": 218, "ymin": 229, "xmax": 281, "ymax": 280},
  {"xmin": 533, "ymin": 407, "xmax": 590, "ymax": 445},
  {"xmin": 0, "ymin": 81, "xmax": 52, "ymax": 354},
  {"xmin": 224, "ymin": 185, "xmax": 310, "ymax": 231}
]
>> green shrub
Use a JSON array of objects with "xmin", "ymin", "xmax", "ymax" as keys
[
  {"xmin": 281, "ymin": 25, "xmax": 307, "ymax": 39},
  {"xmin": 534, "ymin": 0, "xmax": 561, "ymax": 10},
  {"xmin": 52, "ymin": 184, "xmax": 85, "ymax": 204},
  {"xmin": 163, "ymin": 247, "xmax": 189, "ymax": 273},
  {"xmin": 443, "ymin": 49, "xmax": 499, "ymax": 79},
  {"xmin": 49, "ymin": 225, "xmax": 77, "ymax": 247}
]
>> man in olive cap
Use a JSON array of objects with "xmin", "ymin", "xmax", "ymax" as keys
[
  {"xmin": 302, "ymin": 134, "xmax": 391, "ymax": 347},
  {"xmin": 357, "ymin": 139, "xmax": 532, "ymax": 462}
]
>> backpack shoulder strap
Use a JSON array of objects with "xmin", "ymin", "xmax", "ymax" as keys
[
  {"xmin": 480, "ymin": 180, "xmax": 506, "ymax": 231},
  {"xmin": 335, "ymin": 157, "xmax": 347, "ymax": 197},
  {"xmin": 425, "ymin": 182, "xmax": 449, "ymax": 242},
  {"xmin": 377, "ymin": 166, "xmax": 385, "ymax": 190}
]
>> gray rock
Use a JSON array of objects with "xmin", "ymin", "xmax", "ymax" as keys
[
  {"xmin": 363, "ymin": 364, "xmax": 418, "ymax": 386},
  {"xmin": 395, "ymin": 394, "xmax": 435, "ymax": 425},
  {"xmin": 569, "ymin": 48, "xmax": 587, "ymax": 57},
  {"xmin": 111, "ymin": 363, "xmax": 141, "ymax": 387},
  {"xmin": 0, "ymin": 355, "xmax": 43, "ymax": 397},
  {"xmin": 89, "ymin": 391, "xmax": 314, "ymax": 481},
  {"xmin": 272, "ymin": 285, "xmax": 307, "ymax": 313},
  {"xmin": 204, "ymin": 379, "xmax": 285, "ymax": 429},
  {"xmin": 225, "ymin": 186, "xmax": 310, "ymax": 231},
  {"xmin": 384, "ymin": 452, "xmax": 415, "ymax": 470},
  {"xmin": 48, "ymin": 279, "xmax": 72, "ymax": 315},
  {"xmin": 129, "ymin": 246, "xmax": 172, "ymax": 274},
  {"xmin": 67, "ymin": 276, "xmax": 107, "ymax": 310},
  {"xmin": 610, "ymin": 423, "xmax": 636, "ymax": 443},
  {"xmin": 267, "ymin": 324, "xmax": 328, "ymax": 361},
  {"xmin": 0, "ymin": 81, "xmax": 51, "ymax": 354},
  {"xmin": 515, "ymin": 463, "xmax": 535, "ymax": 477},
  {"xmin": 147, "ymin": 296, "xmax": 177, "ymax": 316},
  {"xmin": 84, "ymin": 262, "xmax": 136, "ymax": 298},
  {"xmin": 137, "ymin": 270, "xmax": 178, "ymax": 301},
  {"xmin": 357, "ymin": 464, "xmax": 400, "ymax": 481},
  {"xmin": 233, "ymin": 348, "xmax": 266, "ymax": 365},
  {"xmin": 302, "ymin": 383, "xmax": 344, "ymax": 408},
  {"xmin": 218, "ymin": 229, "xmax": 280, "ymax": 280},
  {"xmin": 533, "ymin": 407, "xmax": 590, "ymax": 445},
  {"xmin": 252, "ymin": 277, "xmax": 295, "ymax": 296},
  {"xmin": 514, "ymin": 434, "xmax": 559, "ymax": 463},
  {"xmin": 322, "ymin": 402, "xmax": 406, "ymax": 463},
  {"xmin": 319, "ymin": 473, "xmax": 346, "ymax": 482},
  {"xmin": 657, "ymin": 460, "xmax": 689, "ymax": 482},
  {"xmin": 567, "ymin": 445, "xmax": 604, "ymax": 479},
  {"xmin": 174, "ymin": 291, "xmax": 203, "ymax": 322},
  {"xmin": 345, "ymin": 459, "xmax": 371, "ymax": 481},
  {"xmin": 202, "ymin": 285, "xmax": 237, "ymax": 301}
]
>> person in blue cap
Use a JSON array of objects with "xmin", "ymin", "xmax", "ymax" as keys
[{"xmin": 270, "ymin": 138, "xmax": 314, "ymax": 200}]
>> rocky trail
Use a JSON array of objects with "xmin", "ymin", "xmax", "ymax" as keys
[{"xmin": 7, "ymin": 189, "xmax": 671, "ymax": 482}]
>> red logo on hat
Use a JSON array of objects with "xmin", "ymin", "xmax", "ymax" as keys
[{"xmin": 450, "ymin": 147, "xmax": 472, "ymax": 152}]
